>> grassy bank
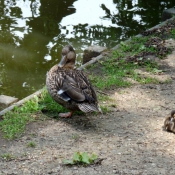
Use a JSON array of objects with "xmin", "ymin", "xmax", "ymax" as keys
[{"xmin": 1, "ymin": 18, "xmax": 175, "ymax": 139}]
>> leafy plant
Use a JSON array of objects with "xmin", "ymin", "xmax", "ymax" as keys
[{"xmin": 63, "ymin": 152, "xmax": 98, "ymax": 165}]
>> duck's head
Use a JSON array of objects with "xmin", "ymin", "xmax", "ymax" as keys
[{"xmin": 58, "ymin": 45, "xmax": 76, "ymax": 69}]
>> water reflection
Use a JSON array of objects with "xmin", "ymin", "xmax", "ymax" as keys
[{"xmin": 0, "ymin": 0, "xmax": 175, "ymax": 99}]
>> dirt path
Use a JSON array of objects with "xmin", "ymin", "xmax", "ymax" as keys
[{"xmin": 1, "ymin": 42, "xmax": 175, "ymax": 175}]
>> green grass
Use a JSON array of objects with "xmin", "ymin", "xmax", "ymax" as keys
[
  {"xmin": 89, "ymin": 59, "xmax": 136, "ymax": 90},
  {"xmin": 132, "ymin": 73, "xmax": 159, "ymax": 84},
  {"xmin": 0, "ymin": 112, "xmax": 34, "ymax": 139},
  {"xmin": 39, "ymin": 87, "xmax": 84, "ymax": 116},
  {"xmin": 100, "ymin": 106, "xmax": 111, "ymax": 114},
  {"xmin": 97, "ymin": 93, "xmax": 117, "ymax": 113},
  {"xmin": 0, "ymin": 96, "xmax": 42, "ymax": 139},
  {"xmin": 144, "ymin": 61, "xmax": 159, "ymax": 72},
  {"xmin": 1, "ymin": 153, "xmax": 15, "ymax": 161},
  {"xmin": 88, "ymin": 33, "xmax": 173, "ymax": 90},
  {"xmin": 0, "ymin": 87, "xmax": 84, "ymax": 139},
  {"xmin": 170, "ymin": 29, "xmax": 175, "ymax": 39},
  {"xmin": 27, "ymin": 141, "xmax": 36, "ymax": 148},
  {"xmin": 0, "ymin": 89, "xmax": 65, "ymax": 139},
  {"xmin": 89, "ymin": 56, "xmax": 159, "ymax": 90},
  {"xmin": 119, "ymin": 37, "xmax": 154, "ymax": 55}
]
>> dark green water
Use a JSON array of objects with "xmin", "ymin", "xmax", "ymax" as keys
[{"xmin": 0, "ymin": 0, "xmax": 175, "ymax": 99}]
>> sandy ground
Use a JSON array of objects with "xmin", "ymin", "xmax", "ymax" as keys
[{"xmin": 1, "ymin": 40, "xmax": 175, "ymax": 175}]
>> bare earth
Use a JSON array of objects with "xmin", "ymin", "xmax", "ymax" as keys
[{"xmin": 1, "ymin": 40, "xmax": 175, "ymax": 175}]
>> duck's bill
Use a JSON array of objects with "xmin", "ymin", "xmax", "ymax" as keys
[{"xmin": 58, "ymin": 55, "xmax": 66, "ymax": 67}]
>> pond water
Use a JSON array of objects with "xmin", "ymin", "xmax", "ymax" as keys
[{"xmin": 0, "ymin": 0, "xmax": 175, "ymax": 100}]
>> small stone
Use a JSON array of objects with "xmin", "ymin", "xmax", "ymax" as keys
[
  {"xmin": 83, "ymin": 45, "xmax": 107, "ymax": 64},
  {"xmin": 0, "ymin": 95, "xmax": 18, "ymax": 107}
]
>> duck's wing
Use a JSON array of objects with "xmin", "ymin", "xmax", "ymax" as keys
[
  {"xmin": 58, "ymin": 70, "xmax": 97, "ymax": 103},
  {"xmin": 76, "ymin": 71, "xmax": 102, "ymax": 113},
  {"xmin": 58, "ymin": 73, "xmax": 86, "ymax": 102},
  {"xmin": 75, "ymin": 70, "xmax": 98, "ymax": 102},
  {"xmin": 55, "ymin": 69, "xmax": 101, "ymax": 113}
]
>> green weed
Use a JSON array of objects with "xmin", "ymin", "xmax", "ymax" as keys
[
  {"xmin": 63, "ymin": 152, "xmax": 98, "ymax": 165},
  {"xmin": 27, "ymin": 141, "xmax": 36, "ymax": 148},
  {"xmin": 1, "ymin": 153, "xmax": 15, "ymax": 161}
]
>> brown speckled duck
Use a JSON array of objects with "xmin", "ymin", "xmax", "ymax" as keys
[{"xmin": 46, "ymin": 45, "xmax": 101, "ymax": 118}]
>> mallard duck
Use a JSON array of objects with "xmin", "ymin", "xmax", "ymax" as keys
[
  {"xmin": 164, "ymin": 110, "xmax": 175, "ymax": 133},
  {"xmin": 46, "ymin": 45, "xmax": 101, "ymax": 118}
]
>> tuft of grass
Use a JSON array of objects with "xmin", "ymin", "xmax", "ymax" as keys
[
  {"xmin": 63, "ymin": 152, "xmax": 98, "ymax": 165},
  {"xmin": 171, "ymin": 29, "xmax": 175, "ymax": 39},
  {"xmin": 142, "ymin": 61, "xmax": 158, "ymax": 72},
  {"xmin": 72, "ymin": 134, "xmax": 80, "ymax": 140},
  {"xmin": 27, "ymin": 141, "xmax": 36, "ymax": 148},
  {"xmin": 1, "ymin": 153, "xmax": 15, "ymax": 161},
  {"xmin": 100, "ymin": 105, "xmax": 111, "ymax": 114}
]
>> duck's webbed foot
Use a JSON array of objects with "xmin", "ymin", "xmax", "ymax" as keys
[{"xmin": 58, "ymin": 111, "xmax": 73, "ymax": 118}]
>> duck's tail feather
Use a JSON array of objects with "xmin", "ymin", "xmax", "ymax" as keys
[{"xmin": 78, "ymin": 103, "xmax": 102, "ymax": 113}]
